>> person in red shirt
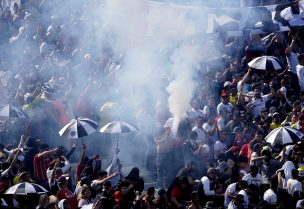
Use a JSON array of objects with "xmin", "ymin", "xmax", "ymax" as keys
[
  {"xmin": 57, "ymin": 176, "xmax": 78, "ymax": 209},
  {"xmin": 34, "ymin": 144, "xmax": 58, "ymax": 186},
  {"xmin": 170, "ymin": 177, "xmax": 190, "ymax": 209},
  {"xmin": 142, "ymin": 187, "xmax": 156, "ymax": 209}
]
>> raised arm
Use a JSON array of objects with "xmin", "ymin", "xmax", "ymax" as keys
[
  {"xmin": 37, "ymin": 148, "xmax": 58, "ymax": 159},
  {"xmin": 65, "ymin": 144, "xmax": 76, "ymax": 160},
  {"xmin": 79, "ymin": 144, "xmax": 86, "ymax": 165}
]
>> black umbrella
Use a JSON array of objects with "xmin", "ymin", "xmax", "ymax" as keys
[
  {"xmin": 248, "ymin": 56, "xmax": 283, "ymax": 70},
  {"xmin": 265, "ymin": 127, "xmax": 303, "ymax": 146},
  {"xmin": 100, "ymin": 121, "xmax": 138, "ymax": 149},
  {"xmin": 59, "ymin": 117, "xmax": 98, "ymax": 144},
  {"xmin": 0, "ymin": 104, "xmax": 27, "ymax": 119},
  {"xmin": 5, "ymin": 182, "xmax": 48, "ymax": 195}
]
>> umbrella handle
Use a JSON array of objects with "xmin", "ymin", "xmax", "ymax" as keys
[{"xmin": 116, "ymin": 134, "xmax": 119, "ymax": 150}]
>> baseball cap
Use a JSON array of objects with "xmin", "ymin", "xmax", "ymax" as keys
[
  {"xmin": 232, "ymin": 126, "xmax": 243, "ymax": 133},
  {"xmin": 224, "ymin": 81, "xmax": 233, "ymax": 88}
]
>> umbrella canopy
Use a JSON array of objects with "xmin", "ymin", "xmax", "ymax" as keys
[
  {"xmin": 248, "ymin": 56, "xmax": 283, "ymax": 70},
  {"xmin": 5, "ymin": 182, "xmax": 48, "ymax": 195},
  {"xmin": 280, "ymin": 6, "xmax": 304, "ymax": 27},
  {"xmin": 265, "ymin": 127, "xmax": 303, "ymax": 146},
  {"xmin": 100, "ymin": 121, "xmax": 138, "ymax": 134},
  {"xmin": 59, "ymin": 117, "xmax": 98, "ymax": 139},
  {"xmin": 0, "ymin": 105, "xmax": 27, "ymax": 119}
]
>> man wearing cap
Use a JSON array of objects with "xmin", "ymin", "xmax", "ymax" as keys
[
  {"xmin": 269, "ymin": 112, "xmax": 282, "ymax": 130},
  {"xmin": 297, "ymin": 53, "xmax": 304, "ymax": 90},
  {"xmin": 217, "ymin": 91, "xmax": 234, "ymax": 115}
]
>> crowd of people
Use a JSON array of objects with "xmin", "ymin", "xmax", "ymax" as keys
[{"xmin": 0, "ymin": 0, "xmax": 304, "ymax": 209}]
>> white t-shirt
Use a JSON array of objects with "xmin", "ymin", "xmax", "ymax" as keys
[
  {"xmin": 249, "ymin": 152, "xmax": 258, "ymax": 166},
  {"xmin": 201, "ymin": 176, "xmax": 215, "ymax": 196},
  {"xmin": 227, "ymin": 201, "xmax": 238, "ymax": 209},
  {"xmin": 217, "ymin": 102, "xmax": 233, "ymax": 114},
  {"xmin": 238, "ymin": 189, "xmax": 249, "ymax": 209},
  {"xmin": 237, "ymin": 81, "xmax": 250, "ymax": 95},
  {"xmin": 203, "ymin": 122, "xmax": 217, "ymax": 144},
  {"xmin": 242, "ymin": 173, "xmax": 262, "ymax": 186},
  {"xmin": 192, "ymin": 126, "xmax": 206, "ymax": 144},
  {"xmin": 297, "ymin": 64, "xmax": 304, "ymax": 91},
  {"xmin": 280, "ymin": 161, "xmax": 296, "ymax": 189},
  {"xmin": 263, "ymin": 189, "xmax": 277, "ymax": 205},
  {"xmin": 214, "ymin": 140, "xmax": 227, "ymax": 159},
  {"xmin": 287, "ymin": 51, "xmax": 299, "ymax": 74},
  {"xmin": 217, "ymin": 117, "xmax": 226, "ymax": 131},
  {"xmin": 251, "ymin": 95, "xmax": 269, "ymax": 116},
  {"xmin": 296, "ymin": 199, "xmax": 304, "ymax": 208},
  {"xmin": 224, "ymin": 183, "xmax": 238, "ymax": 207},
  {"xmin": 287, "ymin": 178, "xmax": 303, "ymax": 195}
]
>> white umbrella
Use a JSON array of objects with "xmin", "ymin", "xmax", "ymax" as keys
[
  {"xmin": 100, "ymin": 121, "xmax": 138, "ymax": 134},
  {"xmin": 59, "ymin": 117, "xmax": 98, "ymax": 144},
  {"xmin": 100, "ymin": 121, "xmax": 138, "ymax": 148},
  {"xmin": 0, "ymin": 104, "xmax": 27, "ymax": 119},
  {"xmin": 265, "ymin": 127, "xmax": 303, "ymax": 146},
  {"xmin": 248, "ymin": 56, "xmax": 283, "ymax": 70},
  {"xmin": 5, "ymin": 182, "xmax": 48, "ymax": 195}
]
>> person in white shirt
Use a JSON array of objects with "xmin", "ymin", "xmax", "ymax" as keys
[
  {"xmin": 242, "ymin": 165, "xmax": 262, "ymax": 186},
  {"xmin": 192, "ymin": 117, "xmax": 207, "ymax": 144},
  {"xmin": 263, "ymin": 181, "xmax": 277, "ymax": 206},
  {"xmin": 227, "ymin": 194, "xmax": 244, "ymax": 209},
  {"xmin": 296, "ymin": 53, "xmax": 304, "ymax": 92},
  {"xmin": 286, "ymin": 36, "xmax": 300, "ymax": 75},
  {"xmin": 246, "ymin": 83, "xmax": 275, "ymax": 116},
  {"xmin": 217, "ymin": 91, "xmax": 234, "ymax": 115},
  {"xmin": 201, "ymin": 168, "xmax": 217, "ymax": 197},
  {"xmin": 224, "ymin": 181, "xmax": 247, "ymax": 208},
  {"xmin": 287, "ymin": 169, "xmax": 303, "ymax": 195},
  {"xmin": 238, "ymin": 189, "xmax": 249, "ymax": 209},
  {"xmin": 296, "ymin": 199, "xmax": 304, "ymax": 209},
  {"xmin": 203, "ymin": 117, "xmax": 217, "ymax": 144},
  {"xmin": 217, "ymin": 108, "xmax": 230, "ymax": 131},
  {"xmin": 214, "ymin": 129, "xmax": 228, "ymax": 160},
  {"xmin": 238, "ymin": 184, "xmax": 255, "ymax": 209},
  {"xmin": 187, "ymin": 100, "xmax": 204, "ymax": 125}
]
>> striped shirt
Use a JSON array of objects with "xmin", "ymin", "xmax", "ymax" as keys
[{"xmin": 33, "ymin": 154, "xmax": 50, "ymax": 182}]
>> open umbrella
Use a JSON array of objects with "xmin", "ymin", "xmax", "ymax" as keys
[
  {"xmin": 265, "ymin": 127, "xmax": 303, "ymax": 146},
  {"xmin": 5, "ymin": 182, "xmax": 48, "ymax": 195},
  {"xmin": 248, "ymin": 56, "xmax": 283, "ymax": 70},
  {"xmin": 100, "ymin": 121, "xmax": 138, "ymax": 149},
  {"xmin": 280, "ymin": 6, "xmax": 304, "ymax": 27},
  {"xmin": 59, "ymin": 117, "xmax": 98, "ymax": 145},
  {"xmin": 0, "ymin": 104, "xmax": 27, "ymax": 119}
]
